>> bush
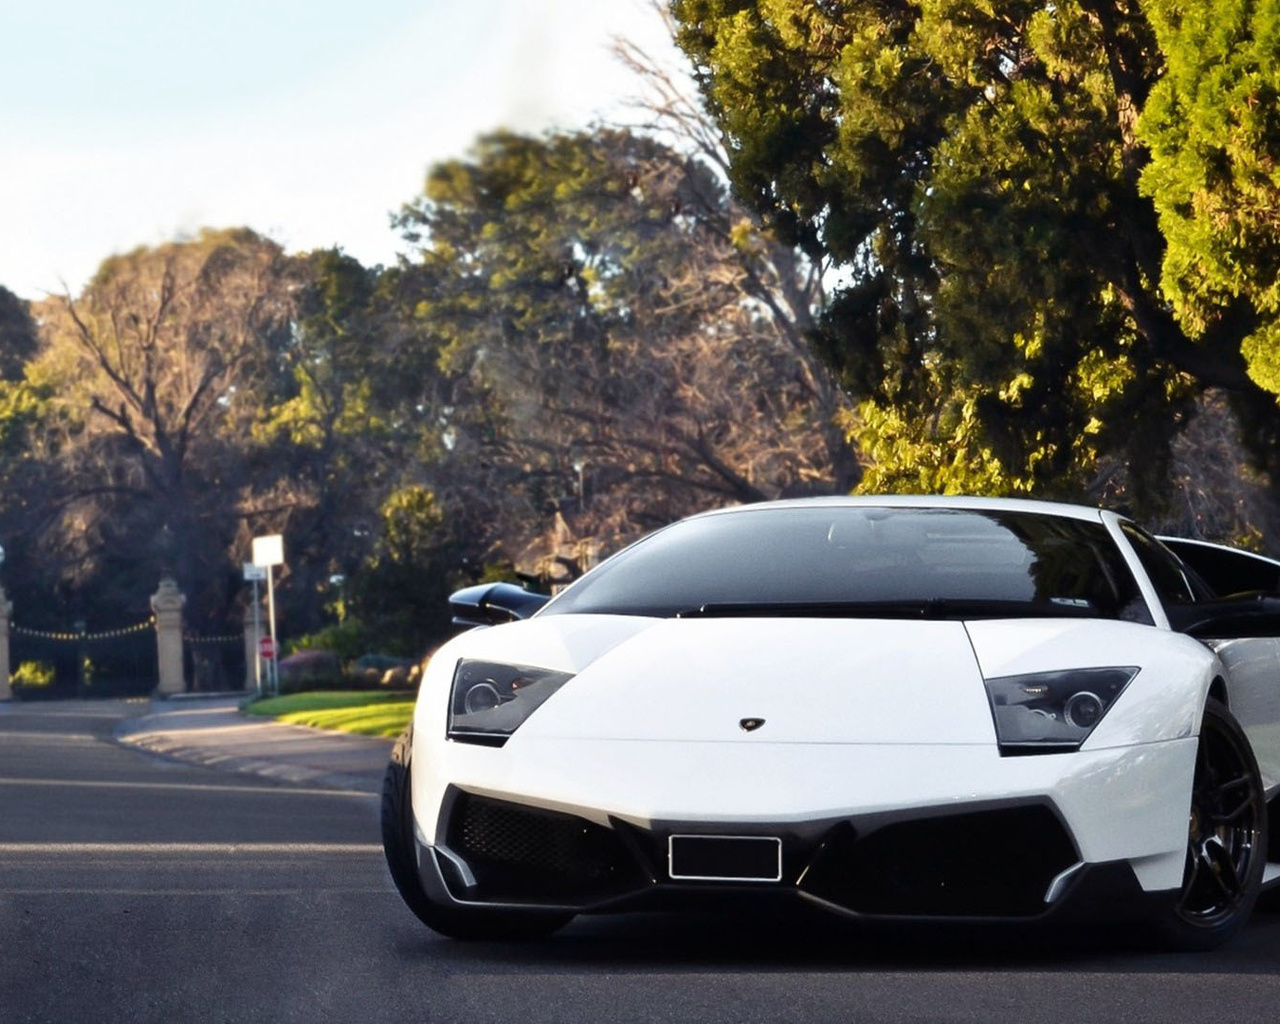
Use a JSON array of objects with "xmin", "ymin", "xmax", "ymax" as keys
[
  {"xmin": 11, "ymin": 660, "xmax": 56, "ymax": 699},
  {"xmin": 350, "ymin": 653, "xmax": 418, "ymax": 687},
  {"xmin": 287, "ymin": 618, "xmax": 372, "ymax": 662},
  {"xmin": 275, "ymin": 650, "xmax": 343, "ymax": 694},
  {"xmin": 273, "ymin": 644, "xmax": 430, "ymax": 694}
]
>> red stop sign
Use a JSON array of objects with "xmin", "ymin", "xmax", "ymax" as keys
[{"xmin": 258, "ymin": 635, "xmax": 276, "ymax": 660}]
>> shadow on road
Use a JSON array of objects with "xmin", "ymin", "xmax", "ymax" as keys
[{"xmin": 393, "ymin": 897, "xmax": 1280, "ymax": 974}]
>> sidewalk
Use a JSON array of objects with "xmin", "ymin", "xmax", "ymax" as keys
[{"xmin": 115, "ymin": 694, "xmax": 392, "ymax": 794}]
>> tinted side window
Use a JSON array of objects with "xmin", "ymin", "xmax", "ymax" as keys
[
  {"xmin": 1121, "ymin": 523, "xmax": 1196, "ymax": 605},
  {"xmin": 1160, "ymin": 539, "xmax": 1280, "ymax": 598}
]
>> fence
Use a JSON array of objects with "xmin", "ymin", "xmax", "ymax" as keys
[
  {"xmin": 183, "ymin": 630, "xmax": 248, "ymax": 693},
  {"xmin": 10, "ymin": 617, "xmax": 157, "ymax": 698},
  {"xmin": 0, "ymin": 578, "xmax": 258, "ymax": 700}
]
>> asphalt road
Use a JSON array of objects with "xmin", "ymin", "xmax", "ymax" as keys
[{"xmin": 5, "ymin": 702, "xmax": 1280, "ymax": 1024}]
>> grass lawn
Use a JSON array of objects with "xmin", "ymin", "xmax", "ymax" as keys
[{"xmin": 244, "ymin": 690, "xmax": 415, "ymax": 738}]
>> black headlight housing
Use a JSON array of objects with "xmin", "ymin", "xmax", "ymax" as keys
[
  {"xmin": 984, "ymin": 666, "xmax": 1139, "ymax": 755},
  {"xmin": 447, "ymin": 660, "xmax": 574, "ymax": 747}
]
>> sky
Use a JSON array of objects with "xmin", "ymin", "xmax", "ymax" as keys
[{"xmin": 0, "ymin": 0, "xmax": 684, "ymax": 298}]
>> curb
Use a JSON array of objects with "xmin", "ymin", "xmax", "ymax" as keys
[
  {"xmin": 112, "ymin": 697, "xmax": 389, "ymax": 795},
  {"xmin": 157, "ymin": 689, "xmax": 254, "ymax": 701},
  {"xmin": 119, "ymin": 730, "xmax": 383, "ymax": 793},
  {"xmin": 113, "ymin": 693, "xmax": 247, "ymax": 733}
]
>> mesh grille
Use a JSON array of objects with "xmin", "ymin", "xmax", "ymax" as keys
[
  {"xmin": 457, "ymin": 797, "xmax": 616, "ymax": 879},
  {"xmin": 444, "ymin": 792, "xmax": 642, "ymax": 902}
]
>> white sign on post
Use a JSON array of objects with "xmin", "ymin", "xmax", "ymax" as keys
[
  {"xmin": 243, "ymin": 563, "xmax": 266, "ymax": 581},
  {"xmin": 251, "ymin": 533, "xmax": 285, "ymax": 696},
  {"xmin": 252, "ymin": 535, "xmax": 284, "ymax": 567}
]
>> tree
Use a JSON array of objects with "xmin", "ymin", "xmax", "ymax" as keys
[
  {"xmin": 669, "ymin": 0, "xmax": 1280, "ymax": 518},
  {"xmin": 1140, "ymin": 1, "xmax": 1280, "ymax": 395},
  {"xmin": 0, "ymin": 285, "xmax": 39, "ymax": 381},
  {"xmin": 395, "ymin": 128, "xmax": 855, "ymax": 578},
  {"xmin": 0, "ymin": 287, "xmax": 45, "ymax": 467},
  {"xmin": 250, "ymin": 249, "xmax": 460, "ymax": 645},
  {"xmin": 25, "ymin": 228, "xmax": 299, "ymax": 627},
  {"xmin": 6, "ymin": 234, "xmax": 504, "ymax": 657},
  {"xmin": 252, "ymin": 249, "xmax": 399, "ymax": 631},
  {"xmin": 345, "ymin": 485, "xmax": 460, "ymax": 652}
]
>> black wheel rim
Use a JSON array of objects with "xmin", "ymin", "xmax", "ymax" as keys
[{"xmin": 1176, "ymin": 714, "xmax": 1263, "ymax": 927}]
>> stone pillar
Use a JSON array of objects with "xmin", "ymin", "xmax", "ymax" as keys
[
  {"xmin": 151, "ymin": 577, "xmax": 186, "ymax": 697},
  {"xmin": 0, "ymin": 585, "xmax": 11, "ymax": 701},
  {"xmin": 242, "ymin": 602, "xmax": 262, "ymax": 693}
]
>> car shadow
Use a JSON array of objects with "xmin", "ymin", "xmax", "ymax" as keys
[{"xmin": 399, "ymin": 901, "xmax": 1280, "ymax": 974}]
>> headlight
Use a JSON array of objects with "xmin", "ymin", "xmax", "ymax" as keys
[
  {"xmin": 447, "ymin": 660, "xmax": 574, "ymax": 747},
  {"xmin": 984, "ymin": 667, "xmax": 1139, "ymax": 755}
]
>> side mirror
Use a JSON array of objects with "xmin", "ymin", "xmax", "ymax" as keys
[{"xmin": 449, "ymin": 582, "xmax": 550, "ymax": 628}]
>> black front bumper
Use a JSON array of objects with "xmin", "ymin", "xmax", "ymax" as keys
[{"xmin": 418, "ymin": 787, "xmax": 1171, "ymax": 924}]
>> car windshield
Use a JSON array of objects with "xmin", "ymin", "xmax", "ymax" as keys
[{"xmin": 541, "ymin": 506, "xmax": 1151, "ymax": 622}]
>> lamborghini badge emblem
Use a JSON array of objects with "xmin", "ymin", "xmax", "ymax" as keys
[{"xmin": 739, "ymin": 718, "xmax": 765, "ymax": 732}]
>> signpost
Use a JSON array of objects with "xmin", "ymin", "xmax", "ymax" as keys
[
  {"xmin": 251, "ymin": 535, "xmax": 284, "ymax": 695},
  {"xmin": 258, "ymin": 635, "xmax": 276, "ymax": 661},
  {"xmin": 243, "ymin": 562, "xmax": 267, "ymax": 695}
]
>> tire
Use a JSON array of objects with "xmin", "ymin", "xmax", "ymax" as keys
[
  {"xmin": 380, "ymin": 726, "xmax": 573, "ymax": 940},
  {"xmin": 1153, "ymin": 699, "xmax": 1267, "ymax": 951}
]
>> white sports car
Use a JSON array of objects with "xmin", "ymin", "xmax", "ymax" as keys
[{"xmin": 382, "ymin": 496, "xmax": 1280, "ymax": 949}]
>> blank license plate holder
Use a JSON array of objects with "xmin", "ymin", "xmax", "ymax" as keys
[{"xmin": 667, "ymin": 834, "xmax": 783, "ymax": 882}]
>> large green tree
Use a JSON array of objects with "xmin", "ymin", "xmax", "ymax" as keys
[
  {"xmin": 1141, "ymin": 0, "xmax": 1280, "ymax": 394},
  {"xmin": 395, "ymin": 127, "xmax": 854, "ymax": 577},
  {"xmin": 670, "ymin": 0, "xmax": 1280, "ymax": 515},
  {"xmin": 251, "ymin": 249, "xmax": 400, "ymax": 630},
  {"xmin": 252, "ymin": 249, "xmax": 462, "ymax": 648}
]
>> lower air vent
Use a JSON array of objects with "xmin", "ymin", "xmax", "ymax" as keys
[
  {"xmin": 443, "ymin": 791, "xmax": 643, "ymax": 903},
  {"xmin": 802, "ymin": 805, "xmax": 1078, "ymax": 917}
]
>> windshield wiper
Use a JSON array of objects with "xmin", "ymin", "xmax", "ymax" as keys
[{"xmin": 675, "ymin": 599, "xmax": 1097, "ymax": 620}]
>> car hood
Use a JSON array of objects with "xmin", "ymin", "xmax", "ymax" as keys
[{"xmin": 452, "ymin": 614, "xmax": 997, "ymax": 745}]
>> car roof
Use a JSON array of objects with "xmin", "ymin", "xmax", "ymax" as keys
[{"xmin": 689, "ymin": 495, "xmax": 1110, "ymax": 524}]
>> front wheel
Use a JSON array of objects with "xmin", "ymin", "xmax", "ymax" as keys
[
  {"xmin": 380, "ymin": 727, "xmax": 573, "ymax": 940},
  {"xmin": 1154, "ymin": 699, "xmax": 1267, "ymax": 951}
]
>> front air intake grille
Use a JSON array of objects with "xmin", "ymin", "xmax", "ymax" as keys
[
  {"xmin": 443, "ymin": 791, "xmax": 643, "ymax": 903},
  {"xmin": 802, "ymin": 805, "xmax": 1078, "ymax": 917}
]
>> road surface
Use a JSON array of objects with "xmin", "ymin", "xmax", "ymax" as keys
[{"xmin": 4, "ymin": 700, "xmax": 1280, "ymax": 1023}]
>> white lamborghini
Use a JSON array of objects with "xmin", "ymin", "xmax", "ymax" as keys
[{"xmin": 382, "ymin": 496, "xmax": 1280, "ymax": 949}]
